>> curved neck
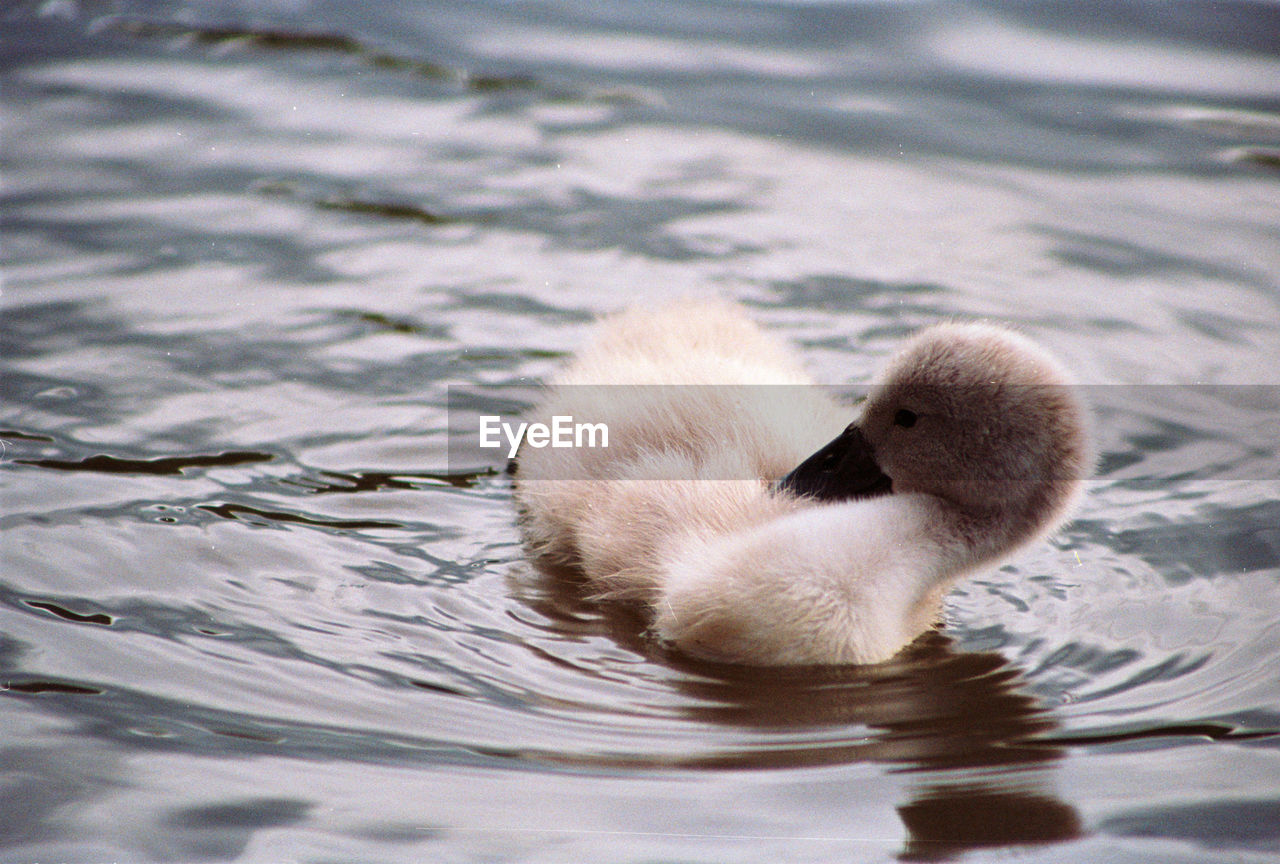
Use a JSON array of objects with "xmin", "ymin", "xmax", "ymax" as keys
[{"xmin": 922, "ymin": 486, "xmax": 1070, "ymax": 584}]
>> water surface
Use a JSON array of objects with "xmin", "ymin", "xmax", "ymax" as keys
[{"xmin": 3, "ymin": 0, "xmax": 1280, "ymax": 861}]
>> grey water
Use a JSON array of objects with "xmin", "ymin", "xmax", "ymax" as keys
[{"xmin": 2, "ymin": 0, "xmax": 1280, "ymax": 861}]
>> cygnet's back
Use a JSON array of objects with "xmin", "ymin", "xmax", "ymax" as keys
[{"xmin": 514, "ymin": 300, "xmax": 1090, "ymax": 665}]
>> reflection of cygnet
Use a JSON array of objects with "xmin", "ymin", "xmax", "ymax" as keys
[{"xmin": 514, "ymin": 299, "xmax": 1092, "ymax": 665}]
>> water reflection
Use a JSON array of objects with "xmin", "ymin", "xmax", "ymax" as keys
[
  {"xmin": 523, "ymin": 566, "xmax": 1080, "ymax": 859},
  {"xmin": 686, "ymin": 641, "xmax": 1082, "ymax": 859}
]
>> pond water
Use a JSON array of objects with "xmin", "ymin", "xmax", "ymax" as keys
[{"xmin": 3, "ymin": 0, "xmax": 1280, "ymax": 861}]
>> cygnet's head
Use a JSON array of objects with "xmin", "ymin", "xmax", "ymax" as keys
[{"xmin": 780, "ymin": 323, "xmax": 1091, "ymax": 528}]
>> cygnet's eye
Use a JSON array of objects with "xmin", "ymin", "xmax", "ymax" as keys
[{"xmin": 893, "ymin": 409, "xmax": 918, "ymax": 428}]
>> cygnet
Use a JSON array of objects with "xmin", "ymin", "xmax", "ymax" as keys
[{"xmin": 514, "ymin": 299, "xmax": 1091, "ymax": 665}]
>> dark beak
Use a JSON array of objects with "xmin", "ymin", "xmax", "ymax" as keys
[{"xmin": 775, "ymin": 425, "xmax": 892, "ymax": 502}]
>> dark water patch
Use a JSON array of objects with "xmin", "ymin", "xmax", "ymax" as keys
[
  {"xmin": 362, "ymin": 52, "xmax": 469, "ymax": 82},
  {"xmin": 344, "ymin": 560, "xmax": 424, "ymax": 586},
  {"xmin": 1077, "ymin": 652, "xmax": 1213, "ymax": 702},
  {"xmin": 208, "ymin": 727, "xmax": 286, "ymax": 744},
  {"xmin": 142, "ymin": 503, "xmax": 196, "ymax": 526},
  {"xmin": 164, "ymin": 796, "xmax": 310, "ymax": 830},
  {"xmin": 1040, "ymin": 227, "xmax": 1273, "ymax": 289},
  {"xmin": 899, "ymin": 788, "xmax": 1081, "ymax": 862},
  {"xmin": 0, "ymin": 8, "xmax": 113, "ymax": 70},
  {"xmin": 1023, "ymin": 641, "xmax": 1226, "ymax": 708},
  {"xmin": 467, "ymin": 72, "xmax": 539, "ymax": 93},
  {"xmin": 1122, "ymin": 415, "xmax": 1223, "ymax": 454},
  {"xmin": 976, "ymin": 580, "xmax": 1031, "ymax": 613},
  {"xmin": 0, "ymin": 298, "xmax": 464, "ymax": 396},
  {"xmin": 7, "ymin": 208, "xmax": 347, "ymax": 284},
  {"xmin": 1025, "ymin": 642, "xmax": 1144, "ymax": 680},
  {"xmin": 16, "ymin": 451, "xmax": 275, "ymax": 476},
  {"xmin": 990, "ymin": 0, "xmax": 1280, "ymax": 58},
  {"xmin": 0, "ymin": 429, "xmax": 54, "ymax": 442},
  {"xmin": 1087, "ymin": 317, "xmax": 1150, "ymax": 333},
  {"xmin": 22, "ymin": 600, "xmax": 114, "ymax": 627},
  {"xmin": 1089, "ymin": 383, "xmax": 1280, "ymax": 486},
  {"xmin": 2, "ymin": 678, "xmax": 518, "ymax": 772},
  {"xmin": 1093, "ymin": 450, "xmax": 1145, "ymax": 477},
  {"xmin": 314, "ymin": 196, "xmax": 459, "ymax": 226},
  {"xmin": 109, "ymin": 19, "xmax": 369, "ymax": 56},
  {"xmin": 1036, "ymin": 721, "xmax": 1279, "ymax": 748},
  {"xmin": 346, "ymin": 311, "xmax": 432, "ymax": 336},
  {"xmin": 477, "ymin": 190, "xmax": 752, "ymax": 260},
  {"xmin": 3, "ymin": 679, "xmax": 104, "ymax": 696},
  {"xmin": 351, "ymin": 822, "xmax": 444, "ymax": 844},
  {"xmin": 288, "ymin": 467, "xmax": 498, "ymax": 495},
  {"xmin": 768, "ymin": 274, "xmax": 950, "ymax": 319},
  {"xmin": 90, "ymin": 599, "xmax": 224, "ymax": 642},
  {"xmin": 1109, "ymin": 501, "xmax": 1280, "ymax": 582},
  {"xmin": 197, "ymin": 502, "xmax": 403, "ymax": 530},
  {"xmin": 0, "ymin": 301, "xmax": 129, "ymax": 361},
  {"xmin": 666, "ymin": 634, "xmax": 1067, "ymax": 771},
  {"xmin": 108, "ymin": 16, "xmax": 542, "ymax": 94},
  {"xmin": 446, "ymin": 384, "xmax": 542, "ymax": 421},
  {"xmin": 446, "ymin": 291, "xmax": 594, "ymax": 322},
  {"xmin": 949, "ymin": 623, "xmax": 1015, "ymax": 655},
  {"xmin": 1101, "ymin": 796, "xmax": 1280, "ymax": 850},
  {"xmin": 1178, "ymin": 307, "xmax": 1271, "ymax": 343},
  {"xmin": 282, "ymin": 471, "xmax": 422, "ymax": 495},
  {"xmin": 361, "ymin": 546, "xmax": 483, "ymax": 584},
  {"xmin": 158, "ymin": 796, "xmax": 310, "ymax": 861},
  {"xmin": 0, "ymin": 369, "xmax": 139, "ymax": 427},
  {"xmin": 12, "ymin": 0, "xmax": 1274, "ymax": 173},
  {"xmin": 1167, "ymin": 107, "xmax": 1280, "ymax": 140},
  {"xmin": 2, "ymin": 54, "xmax": 241, "ymax": 130},
  {"xmin": 649, "ymin": 64, "xmax": 1248, "ymax": 171},
  {"xmin": 300, "ymin": 306, "xmax": 453, "ymax": 345},
  {"xmin": 407, "ymin": 679, "xmax": 473, "ymax": 698},
  {"xmin": 1222, "ymin": 145, "xmax": 1280, "ymax": 169},
  {"xmin": 0, "ymin": 742, "xmax": 121, "ymax": 850},
  {"xmin": 144, "ymin": 332, "xmax": 461, "ymax": 395},
  {"xmin": 1101, "ymin": 474, "xmax": 1211, "ymax": 494},
  {"xmin": 516, "ymin": 348, "xmax": 569, "ymax": 360},
  {"xmin": 5, "ymin": 586, "xmax": 245, "ymax": 647}
]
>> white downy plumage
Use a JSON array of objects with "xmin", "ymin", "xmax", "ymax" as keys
[{"xmin": 514, "ymin": 299, "xmax": 1091, "ymax": 665}]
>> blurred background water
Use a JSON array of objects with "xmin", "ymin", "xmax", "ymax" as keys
[{"xmin": 2, "ymin": 0, "xmax": 1280, "ymax": 861}]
